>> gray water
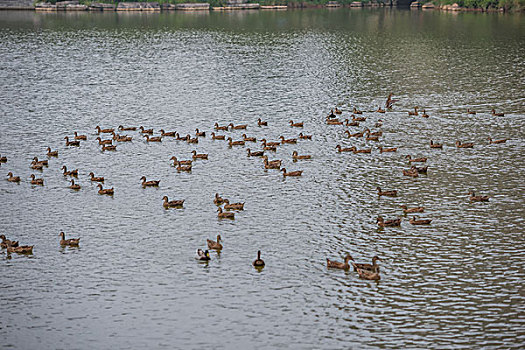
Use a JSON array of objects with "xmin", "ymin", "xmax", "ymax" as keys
[{"xmin": 0, "ymin": 9, "xmax": 524, "ymax": 349}]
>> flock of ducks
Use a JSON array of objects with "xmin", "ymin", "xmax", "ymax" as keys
[{"xmin": 1, "ymin": 94, "xmax": 508, "ymax": 275}]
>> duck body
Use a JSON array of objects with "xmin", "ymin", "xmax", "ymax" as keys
[
  {"xmin": 257, "ymin": 118, "xmax": 268, "ymax": 126},
  {"xmin": 141, "ymin": 176, "xmax": 160, "ymax": 187},
  {"xmin": 412, "ymin": 165, "xmax": 428, "ymax": 174},
  {"xmin": 242, "ymin": 134, "xmax": 256, "ymax": 142},
  {"xmin": 227, "ymin": 137, "xmax": 245, "ymax": 147},
  {"xmin": 336, "ymin": 145, "xmax": 353, "ymax": 152},
  {"xmin": 345, "ymin": 130, "xmax": 364, "ymax": 138},
  {"xmin": 376, "ymin": 187, "xmax": 397, "ymax": 197},
  {"xmin": 409, "ymin": 216, "xmax": 432, "ymax": 225},
  {"xmin": 352, "ymin": 256, "xmax": 380, "ymax": 273},
  {"xmin": 195, "ymin": 129, "xmax": 206, "ymax": 137},
  {"xmin": 217, "ymin": 207, "xmax": 235, "ymax": 219},
  {"xmin": 177, "ymin": 163, "xmax": 192, "ymax": 172},
  {"xmin": 97, "ymin": 184, "xmax": 114, "ymax": 195},
  {"xmin": 456, "ymin": 141, "xmax": 474, "ymax": 148},
  {"xmin": 0, "ymin": 155, "xmax": 7, "ymax": 163},
  {"xmin": 488, "ymin": 137, "xmax": 507, "ymax": 144},
  {"xmin": 196, "ymin": 249, "xmax": 211, "ymax": 261},
  {"xmin": 326, "ymin": 254, "xmax": 352, "ymax": 270},
  {"xmin": 354, "ymin": 265, "xmax": 381, "ymax": 280},
  {"xmin": 289, "ymin": 120, "xmax": 303, "ymax": 127},
  {"xmin": 144, "ymin": 135, "xmax": 162, "ymax": 143},
  {"xmin": 400, "ymin": 205, "xmax": 425, "ymax": 213},
  {"xmin": 280, "ymin": 136, "xmax": 297, "ymax": 144},
  {"xmin": 59, "ymin": 232, "xmax": 80, "ymax": 246},
  {"xmin": 113, "ymin": 134, "xmax": 132, "ymax": 142},
  {"xmin": 491, "ymin": 109, "xmax": 504, "ymax": 117},
  {"xmin": 118, "ymin": 125, "xmax": 136, "ymax": 131},
  {"xmin": 351, "ymin": 147, "xmax": 372, "ymax": 154},
  {"xmin": 229, "ymin": 123, "xmax": 247, "ymax": 130},
  {"xmin": 7, "ymin": 245, "xmax": 33, "ymax": 254},
  {"xmin": 61, "ymin": 166, "xmax": 78, "ymax": 177},
  {"xmin": 353, "ymin": 107, "xmax": 363, "ymax": 115},
  {"xmin": 247, "ymin": 149, "xmax": 265, "ymax": 157},
  {"xmin": 379, "ymin": 146, "xmax": 397, "ymax": 153},
  {"xmin": 406, "ymin": 155, "xmax": 427, "ymax": 162},
  {"xmin": 6, "ymin": 172, "xmax": 20, "ymax": 182},
  {"xmin": 468, "ymin": 191, "xmax": 489, "ymax": 202},
  {"xmin": 46, "ymin": 147, "xmax": 58, "ymax": 157},
  {"xmin": 74, "ymin": 132, "xmax": 87, "ymax": 140},
  {"xmin": 211, "ymin": 132, "xmax": 225, "ymax": 140},
  {"xmin": 253, "ymin": 250, "xmax": 265, "ymax": 267},
  {"xmin": 377, "ymin": 216, "xmax": 401, "ymax": 227},
  {"xmin": 281, "ymin": 168, "xmax": 303, "ymax": 177},
  {"xmin": 32, "ymin": 157, "xmax": 48, "ymax": 167},
  {"xmin": 430, "ymin": 140, "xmax": 443, "ymax": 149},
  {"xmin": 263, "ymin": 156, "xmax": 282, "ymax": 168},
  {"xmin": 30, "ymin": 174, "xmax": 44, "ymax": 185},
  {"xmin": 162, "ymin": 196, "xmax": 184, "ymax": 208},
  {"xmin": 214, "ymin": 193, "xmax": 225, "ymax": 205},
  {"xmin": 0, "ymin": 235, "xmax": 18, "ymax": 248},
  {"xmin": 139, "ymin": 126, "xmax": 153, "ymax": 134},
  {"xmin": 223, "ymin": 199, "xmax": 244, "ymax": 210},
  {"xmin": 292, "ymin": 151, "xmax": 311, "ymax": 160},
  {"xmin": 207, "ymin": 235, "xmax": 222, "ymax": 250},
  {"xmin": 467, "ymin": 108, "xmax": 476, "ymax": 115},
  {"xmin": 408, "ymin": 107, "xmax": 419, "ymax": 116},
  {"xmin": 192, "ymin": 151, "xmax": 208, "ymax": 160},
  {"xmin": 160, "ymin": 129, "xmax": 176, "ymax": 137},
  {"xmin": 89, "ymin": 172, "xmax": 104, "ymax": 182},
  {"xmin": 64, "ymin": 137, "xmax": 80, "ymax": 146},
  {"xmin": 170, "ymin": 156, "xmax": 192, "ymax": 166},
  {"xmin": 214, "ymin": 123, "xmax": 228, "ymax": 131},
  {"xmin": 69, "ymin": 179, "xmax": 81, "ymax": 190},
  {"xmin": 261, "ymin": 139, "xmax": 280, "ymax": 148},
  {"xmin": 96, "ymin": 137, "xmax": 112, "ymax": 145},
  {"xmin": 298, "ymin": 133, "xmax": 312, "ymax": 140},
  {"xmin": 403, "ymin": 168, "xmax": 419, "ymax": 177},
  {"xmin": 102, "ymin": 144, "xmax": 117, "ymax": 151},
  {"xmin": 96, "ymin": 126, "xmax": 115, "ymax": 134}
]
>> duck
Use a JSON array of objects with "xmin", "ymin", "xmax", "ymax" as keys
[
  {"xmin": 411, "ymin": 165, "xmax": 428, "ymax": 174},
  {"xmin": 405, "ymin": 155, "xmax": 427, "ymax": 162},
  {"xmin": 0, "ymin": 155, "xmax": 7, "ymax": 163},
  {"xmin": 64, "ymin": 136, "xmax": 80, "ymax": 146},
  {"xmin": 207, "ymin": 235, "xmax": 222, "ymax": 250},
  {"xmin": 247, "ymin": 148, "xmax": 264, "ymax": 157},
  {"xmin": 214, "ymin": 193, "xmax": 225, "ymax": 205},
  {"xmin": 430, "ymin": 140, "xmax": 443, "ymax": 149},
  {"xmin": 223, "ymin": 199, "xmax": 244, "ymax": 211},
  {"xmin": 229, "ymin": 123, "xmax": 247, "ymax": 130},
  {"xmin": 175, "ymin": 133, "xmax": 188, "ymax": 141},
  {"xmin": 0, "ymin": 235, "xmax": 18, "ymax": 248},
  {"xmin": 327, "ymin": 118, "xmax": 343, "ymax": 125},
  {"xmin": 345, "ymin": 119, "xmax": 360, "ymax": 127},
  {"xmin": 257, "ymin": 118, "xmax": 268, "ymax": 126},
  {"xmin": 46, "ymin": 147, "xmax": 58, "ymax": 157},
  {"xmin": 408, "ymin": 106, "xmax": 419, "ymax": 116},
  {"xmin": 69, "ymin": 179, "xmax": 81, "ymax": 190},
  {"xmin": 326, "ymin": 254, "xmax": 352, "ymax": 270},
  {"xmin": 456, "ymin": 141, "xmax": 474, "ymax": 148},
  {"xmin": 227, "ymin": 137, "xmax": 245, "ymax": 147},
  {"xmin": 376, "ymin": 216, "xmax": 401, "ymax": 227},
  {"xmin": 289, "ymin": 120, "xmax": 303, "ymax": 127},
  {"xmin": 96, "ymin": 126, "xmax": 115, "ymax": 134},
  {"xmin": 281, "ymin": 168, "xmax": 303, "ymax": 177},
  {"xmin": 350, "ymin": 146, "xmax": 372, "ymax": 154},
  {"xmin": 403, "ymin": 168, "xmax": 419, "ymax": 177},
  {"xmin": 162, "ymin": 196, "xmax": 184, "ymax": 208},
  {"xmin": 144, "ymin": 135, "xmax": 162, "ymax": 143},
  {"xmin": 176, "ymin": 162, "xmax": 192, "ymax": 172},
  {"xmin": 352, "ymin": 107, "xmax": 363, "ymax": 115},
  {"xmin": 253, "ymin": 250, "xmax": 265, "ymax": 267},
  {"xmin": 30, "ymin": 161, "xmax": 44, "ymax": 170},
  {"xmin": 334, "ymin": 107, "xmax": 342, "ymax": 115},
  {"xmin": 97, "ymin": 184, "xmax": 114, "ymax": 195},
  {"xmin": 352, "ymin": 256, "xmax": 381, "ymax": 273},
  {"xmin": 262, "ymin": 156, "xmax": 282, "ymax": 168},
  {"xmin": 298, "ymin": 132, "xmax": 312, "ymax": 140},
  {"xmin": 242, "ymin": 134, "xmax": 256, "ymax": 142},
  {"xmin": 217, "ymin": 207, "xmax": 235, "ymax": 219},
  {"xmin": 409, "ymin": 216, "xmax": 432, "ymax": 225},
  {"xmin": 385, "ymin": 92, "xmax": 398, "ymax": 109},
  {"xmin": 376, "ymin": 107, "xmax": 386, "ymax": 113},
  {"xmin": 400, "ymin": 205, "xmax": 425, "ymax": 213},
  {"xmin": 89, "ymin": 172, "xmax": 104, "ymax": 182},
  {"xmin": 376, "ymin": 187, "xmax": 397, "ymax": 197},
  {"xmin": 488, "ymin": 137, "xmax": 507, "ymax": 144},
  {"xmin": 139, "ymin": 126, "xmax": 153, "ymax": 134},
  {"xmin": 467, "ymin": 108, "xmax": 476, "ymax": 115},
  {"xmin": 192, "ymin": 150, "xmax": 208, "ymax": 160},
  {"xmin": 375, "ymin": 119, "xmax": 383, "ymax": 128},
  {"xmin": 59, "ymin": 232, "xmax": 80, "ymax": 246},
  {"xmin": 378, "ymin": 146, "xmax": 397, "ymax": 153},
  {"xmin": 365, "ymin": 133, "xmax": 380, "ymax": 142},
  {"xmin": 214, "ymin": 123, "xmax": 228, "ymax": 131},
  {"xmin": 61, "ymin": 166, "xmax": 78, "ymax": 177},
  {"xmin": 280, "ymin": 136, "xmax": 297, "ymax": 144},
  {"xmin": 468, "ymin": 191, "xmax": 489, "ymax": 202},
  {"xmin": 141, "ymin": 176, "xmax": 160, "ymax": 187},
  {"xmin": 159, "ymin": 129, "xmax": 176, "ymax": 137},
  {"xmin": 187, "ymin": 136, "xmax": 199, "ymax": 144},
  {"xmin": 263, "ymin": 145, "xmax": 277, "ymax": 152},
  {"xmin": 30, "ymin": 174, "xmax": 44, "ymax": 185},
  {"xmin": 195, "ymin": 128, "xmax": 206, "ymax": 137},
  {"xmin": 260, "ymin": 139, "xmax": 280, "ymax": 147},
  {"xmin": 113, "ymin": 133, "xmax": 132, "ymax": 142},
  {"xmin": 292, "ymin": 151, "xmax": 311, "ymax": 160},
  {"xmin": 211, "ymin": 132, "xmax": 225, "ymax": 140},
  {"xmin": 31, "ymin": 157, "xmax": 48, "ymax": 167},
  {"xmin": 118, "ymin": 125, "xmax": 136, "ymax": 131},
  {"xmin": 7, "ymin": 244, "xmax": 33, "ymax": 254},
  {"xmin": 96, "ymin": 137, "xmax": 112, "ymax": 145},
  {"xmin": 196, "ymin": 249, "xmax": 211, "ymax": 261},
  {"xmin": 491, "ymin": 109, "xmax": 504, "ymax": 117},
  {"xmin": 344, "ymin": 130, "xmax": 365, "ymax": 138},
  {"xmin": 336, "ymin": 145, "xmax": 353, "ymax": 153},
  {"xmin": 74, "ymin": 132, "xmax": 87, "ymax": 140},
  {"xmin": 352, "ymin": 115, "xmax": 366, "ymax": 122},
  {"xmin": 170, "ymin": 156, "xmax": 192, "ymax": 166},
  {"xmin": 353, "ymin": 265, "xmax": 381, "ymax": 280},
  {"xmin": 364, "ymin": 128, "xmax": 382, "ymax": 137},
  {"xmin": 421, "ymin": 110, "xmax": 429, "ymax": 118},
  {"xmin": 101, "ymin": 144, "xmax": 117, "ymax": 151}
]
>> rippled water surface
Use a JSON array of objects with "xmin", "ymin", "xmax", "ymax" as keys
[{"xmin": 1, "ymin": 9, "xmax": 524, "ymax": 349}]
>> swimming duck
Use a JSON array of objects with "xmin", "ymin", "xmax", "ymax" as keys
[
  {"xmin": 352, "ymin": 256, "xmax": 381, "ymax": 273},
  {"xmin": 170, "ymin": 156, "xmax": 192, "ymax": 166},
  {"xmin": 211, "ymin": 132, "xmax": 225, "ymax": 140},
  {"xmin": 217, "ymin": 207, "xmax": 235, "ymax": 219},
  {"xmin": 196, "ymin": 249, "xmax": 211, "ymax": 261},
  {"xmin": 468, "ymin": 191, "xmax": 489, "ymax": 202},
  {"xmin": 102, "ymin": 144, "xmax": 117, "ymax": 151},
  {"xmin": 113, "ymin": 134, "xmax": 133, "ymax": 142},
  {"xmin": 195, "ymin": 129, "xmax": 206, "ymax": 137},
  {"xmin": 59, "ymin": 232, "xmax": 80, "ymax": 246},
  {"xmin": 405, "ymin": 155, "xmax": 427, "ymax": 162},
  {"xmin": 64, "ymin": 136, "xmax": 80, "ymax": 147},
  {"xmin": 326, "ymin": 254, "xmax": 352, "ymax": 270},
  {"xmin": 260, "ymin": 139, "xmax": 280, "ymax": 147},
  {"xmin": 46, "ymin": 147, "xmax": 58, "ymax": 157},
  {"xmin": 229, "ymin": 123, "xmax": 247, "ymax": 130},
  {"xmin": 334, "ymin": 107, "xmax": 342, "ymax": 115},
  {"xmin": 89, "ymin": 172, "xmax": 104, "ymax": 182},
  {"xmin": 289, "ymin": 120, "xmax": 304, "ymax": 127},
  {"xmin": 30, "ymin": 161, "xmax": 44, "ymax": 170},
  {"xmin": 187, "ymin": 136, "xmax": 199, "ymax": 144},
  {"xmin": 327, "ymin": 119, "xmax": 343, "ymax": 125},
  {"xmin": 376, "ymin": 216, "xmax": 401, "ymax": 227},
  {"xmin": 280, "ymin": 136, "xmax": 297, "ymax": 144},
  {"xmin": 430, "ymin": 140, "xmax": 443, "ymax": 149},
  {"xmin": 376, "ymin": 187, "xmax": 397, "ymax": 197},
  {"xmin": 144, "ymin": 135, "xmax": 162, "ymax": 143},
  {"xmin": 421, "ymin": 110, "xmax": 429, "ymax": 118},
  {"xmin": 364, "ymin": 128, "xmax": 383, "ymax": 137},
  {"xmin": 376, "ymin": 107, "xmax": 386, "ymax": 113},
  {"xmin": 192, "ymin": 150, "xmax": 208, "ymax": 160},
  {"xmin": 253, "ymin": 250, "xmax": 265, "ymax": 267},
  {"xmin": 400, "ymin": 205, "xmax": 425, "ymax": 213},
  {"xmin": 176, "ymin": 162, "xmax": 192, "ymax": 172},
  {"xmin": 263, "ymin": 145, "xmax": 277, "ymax": 152},
  {"xmin": 353, "ymin": 107, "xmax": 363, "ymax": 115},
  {"xmin": 96, "ymin": 126, "xmax": 115, "ymax": 134},
  {"xmin": 375, "ymin": 119, "xmax": 383, "ymax": 128},
  {"xmin": 488, "ymin": 137, "xmax": 507, "ymax": 144},
  {"xmin": 298, "ymin": 132, "xmax": 312, "ymax": 140},
  {"xmin": 69, "ymin": 179, "xmax": 81, "ymax": 190},
  {"xmin": 214, "ymin": 123, "xmax": 228, "ymax": 131},
  {"xmin": 378, "ymin": 146, "xmax": 397, "ymax": 153},
  {"xmin": 139, "ymin": 126, "xmax": 153, "ymax": 134},
  {"xmin": 175, "ymin": 133, "xmax": 188, "ymax": 141},
  {"xmin": 350, "ymin": 146, "xmax": 372, "ymax": 154},
  {"xmin": 467, "ymin": 109, "xmax": 476, "ymax": 115},
  {"xmin": 292, "ymin": 151, "xmax": 311, "ymax": 160},
  {"xmin": 118, "ymin": 125, "xmax": 136, "ymax": 131},
  {"xmin": 227, "ymin": 137, "xmax": 245, "ymax": 147},
  {"xmin": 162, "ymin": 196, "xmax": 184, "ymax": 208},
  {"xmin": 242, "ymin": 134, "xmax": 256, "ymax": 142},
  {"xmin": 31, "ymin": 157, "xmax": 48, "ymax": 167},
  {"xmin": 0, "ymin": 235, "xmax": 18, "ymax": 248},
  {"xmin": 491, "ymin": 109, "xmax": 504, "ymax": 117},
  {"xmin": 223, "ymin": 199, "xmax": 244, "ymax": 211},
  {"xmin": 262, "ymin": 156, "xmax": 281, "ymax": 168},
  {"xmin": 74, "ymin": 132, "xmax": 87, "ymax": 140},
  {"xmin": 456, "ymin": 141, "xmax": 474, "ymax": 148},
  {"xmin": 97, "ymin": 184, "xmax": 114, "ymax": 195},
  {"xmin": 411, "ymin": 165, "xmax": 428, "ymax": 174},
  {"xmin": 214, "ymin": 193, "xmax": 225, "ymax": 205},
  {"xmin": 30, "ymin": 174, "xmax": 44, "ymax": 185},
  {"xmin": 96, "ymin": 137, "xmax": 112, "ymax": 145},
  {"xmin": 247, "ymin": 149, "xmax": 265, "ymax": 157},
  {"xmin": 353, "ymin": 264, "xmax": 381, "ymax": 280},
  {"xmin": 403, "ymin": 168, "xmax": 419, "ymax": 177},
  {"xmin": 257, "ymin": 118, "xmax": 268, "ymax": 126},
  {"xmin": 7, "ymin": 244, "xmax": 33, "ymax": 254},
  {"xmin": 365, "ymin": 133, "xmax": 380, "ymax": 142},
  {"xmin": 344, "ymin": 130, "xmax": 365, "ymax": 138},
  {"xmin": 281, "ymin": 168, "xmax": 303, "ymax": 177},
  {"xmin": 141, "ymin": 176, "xmax": 160, "ymax": 187},
  {"xmin": 352, "ymin": 115, "xmax": 366, "ymax": 122},
  {"xmin": 408, "ymin": 107, "xmax": 419, "ymax": 116},
  {"xmin": 61, "ymin": 166, "xmax": 78, "ymax": 177},
  {"xmin": 207, "ymin": 235, "xmax": 222, "ymax": 250},
  {"xmin": 409, "ymin": 216, "xmax": 432, "ymax": 225},
  {"xmin": 345, "ymin": 119, "xmax": 360, "ymax": 127},
  {"xmin": 336, "ymin": 145, "xmax": 353, "ymax": 152},
  {"xmin": 0, "ymin": 155, "xmax": 7, "ymax": 163}
]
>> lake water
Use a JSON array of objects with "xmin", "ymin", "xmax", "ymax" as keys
[{"xmin": 0, "ymin": 8, "xmax": 524, "ymax": 349}]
